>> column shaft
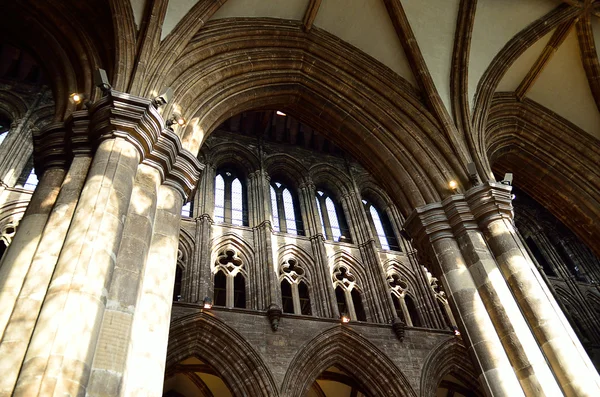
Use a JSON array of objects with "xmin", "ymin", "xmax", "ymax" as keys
[
  {"xmin": 0, "ymin": 167, "xmax": 65, "ymax": 338},
  {"xmin": 0, "ymin": 156, "xmax": 90, "ymax": 394},
  {"xmin": 15, "ymin": 137, "xmax": 140, "ymax": 396},
  {"xmin": 87, "ymin": 164, "xmax": 161, "ymax": 396},
  {"xmin": 121, "ymin": 185, "xmax": 183, "ymax": 396}
]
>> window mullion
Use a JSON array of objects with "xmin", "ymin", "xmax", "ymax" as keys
[
  {"xmin": 224, "ymin": 178, "xmax": 232, "ymax": 223},
  {"xmin": 226, "ymin": 274, "xmax": 234, "ymax": 308},
  {"xmin": 345, "ymin": 289, "xmax": 357, "ymax": 320},
  {"xmin": 320, "ymin": 196, "xmax": 333, "ymax": 240},
  {"xmin": 400, "ymin": 295, "xmax": 412, "ymax": 326},
  {"xmin": 292, "ymin": 282, "xmax": 301, "ymax": 315},
  {"xmin": 276, "ymin": 190, "xmax": 287, "ymax": 233}
]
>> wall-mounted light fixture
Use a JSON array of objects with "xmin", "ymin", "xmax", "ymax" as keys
[
  {"xmin": 341, "ymin": 313, "xmax": 350, "ymax": 324},
  {"xmin": 94, "ymin": 68, "xmax": 111, "ymax": 93},
  {"xmin": 153, "ymin": 87, "xmax": 173, "ymax": 108},
  {"xmin": 166, "ymin": 113, "xmax": 186, "ymax": 128},
  {"xmin": 501, "ymin": 173, "xmax": 513, "ymax": 186},
  {"xmin": 276, "ymin": 110, "xmax": 286, "ymax": 116},
  {"xmin": 203, "ymin": 297, "xmax": 213, "ymax": 310},
  {"xmin": 448, "ymin": 180, "xmax": 458, "ymax": 192},
  {"xmin": 452, "ymin": 326, "xmax": 461, "ymax": 336},
  {"xmin": 69, "ymin": 93, "xmax": 84, "ymax": 104}
]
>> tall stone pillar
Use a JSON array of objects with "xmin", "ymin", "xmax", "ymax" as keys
[
  {"xmin": 121, "ymin": 184, "xmax": 185, "ymax": 396},
  {"xmin": 249, "ymin": 169, "xmax": 276, "ymax": 310},
  {"xmin": 406, "ymin": 204, "xmax": 525, "ymax": 397},
  {"xmin": 443, "ymin": 195, "xmax": 560, "ymax": 396},
  {"xmin": 0, "ymin": 156, "xmax": 65, "ymax": 338},
  {"xmin": 468, "ymin": 182, "xmax": 600, "ymax": 396},
  {"xmin": 12, "ymin": 91, "xmax": 168, "ymax": 396},
  {"xmin": 299, "ymin": 181, "xmax": 336, "ymax": 317}
]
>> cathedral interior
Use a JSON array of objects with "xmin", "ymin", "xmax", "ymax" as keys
[{"xmin": 0, "ymin": 1, "xmax": 600, "ymax": 396}]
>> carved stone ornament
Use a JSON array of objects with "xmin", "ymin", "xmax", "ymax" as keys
[
  {"xmin": 267, "ymin": 303, "xmax": 283, "ymax": 331},
  {"xmin": 392, "ymin": 317, "xmax": 406, "ymax": 341}
]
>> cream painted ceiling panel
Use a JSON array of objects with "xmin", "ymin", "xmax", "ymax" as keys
[
  {"xmin": 496, "ymin": 29, "xmax": 552, "ymax": 92},
  {"xmin": 469, "ymin": 0, "xmax": 561, "ymax": 106},
  {"xmin": 314, "ymin": 0, "xmax": 416, "ymax": 86},
  {"xmin": 402, "ymin": 0, "xmax": 460, "ymax": 112},
  {"xmin": 527, "ymin": 30, "xmax": 600, "ymax": 139},
  {"xmin": 130, "ymin": 0, "xmax": 147, "ymax": 28},
  {"xmin": 162, "ymin": 0, "xmax": 201, "ymax": 39},
  {"xmin": 210, "ymin": 0, "xmax": 306, "ymax": 21}
]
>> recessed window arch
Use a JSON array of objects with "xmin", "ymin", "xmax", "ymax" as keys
[
  {"xmin": 362, "ymin": 199, "xmax": 399, "ymax": 251},
  {"xmin": 279, "ymin": 257, "xmax": 311, "ymax": 315},
  {"xmin": 315, "ymin": 189, "xmax": 351, "ymax": 243},
  {"xmin": 387, "ymin": 271, "xmax": 421, "ymax": 327},
  {"xmin": 270, "ymin": 180, "xmax": 304, "ymax": 235},
  {"xmin": 213, "ymin": 247, "xmax": 247, "ymax": 308},
  {"xmin": 332, "ymin": 265, "xmax": 367, "ymax": 321},
  {"xmin": 214, "ymin": 168, "xmax": 248, "ymax": 226}
]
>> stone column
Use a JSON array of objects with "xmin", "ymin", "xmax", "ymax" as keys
[
  {"xmin": 249, "ymin": 169, "xmax": 276, "ymax": 310},
  {"xmin": 444, "ymin": 195, "xmax": 560, "ymax": 396},
  {"xmin": 0, "ymin": 154, "xmax": 91, "ymax": 395},
  {"xmin": 468, "ymin": 182, "xmax": 600, "ymax": 396},
  {"xmin": 0, "ymin": 165, "xmax": 65, "ymax": 337},
  {"xmin": 13, "ymin": 92, "xmax": 163, "ymax": 396},
  {"xmin": 121, "ymin": 184, "xmax": 184, "ymax": 396},
  {"xmin": 406, "ymin": 204, "xmax": 525, "ymax": 397},
  {"xmin": 299, "ymin": 181, "xmax": 336, "ymax": 317}
]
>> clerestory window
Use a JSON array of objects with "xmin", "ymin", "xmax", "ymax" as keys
[
  {"xmin": 270, "ymin": 181, "xmax": 304, "ymax": 235},
  {"xmin": 315, "ymin": 190, "xmax": 351, "ymax": 243},
  {"xmin": 214, "ymin": 170, "xmax": 248, "ymax": 226},
  {"xmin": 362, "ymin": 199, "xmax": 399, "ymax": 251}
]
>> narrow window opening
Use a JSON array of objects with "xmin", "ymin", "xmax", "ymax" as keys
[
  {"xmin": 335, "ymin": 286, "xmax": 347, "ymax": 316},
  {"xmin": 405, "ymin": 295, "xmax": 421, "ymax": 327},
  {"xmin": 270, "ymin": 185, "xmax": 280, "ymax": 232},
  {"xmin": 233, "ymin": 273, "xmax": 246, "ymax": 308},
  {"xmin": 214, "ymin": 174, "xmax": 225, "ymax": 223},
  {"xmin": 181, "ymin": 201, "xmax": 192, "ymax": 218},
  {"xmin": 213, "ymin": 271, "xmax": 227, "ymax": 307},
  {"xmin": 392, "ymin": 294, "xmax": 405, "ymax": 322},
  {"xmin": 231, "ymin": 178, "xmax": 244, "ymax": 226},
  {"xmin": 282, "ymin": 188, "xmax": 297, "ymax": 234},
  {"xmin": 281, "ymin": 279, "xmax": 294, "ymax": 314},
  {"xmin": 526, "ymin": 237, "xmax": 556, "ymax": 277},
  {"xmin": 298, "ymin": 281, "xmax": 311, "ymax": 315},
  {"xmin": 351, "ymin": 289, "xmax": 367, "ymax": 321},
  {"xmin": 172, "ymin": 266, "xmax": 183, "ymax": 301}
]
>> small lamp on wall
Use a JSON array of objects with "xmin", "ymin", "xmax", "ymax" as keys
[
  {"xmin": 203, "ymin": 297, "xmax": 213, "ymax": 310},
  {"xmin": 340, "ymin": 313, "xmax": 351, "ymax": 324}
]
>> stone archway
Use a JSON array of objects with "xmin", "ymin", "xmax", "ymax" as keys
[{"xmin": 280, "ymin": 325, "xmax": 417, "ymax": 397}]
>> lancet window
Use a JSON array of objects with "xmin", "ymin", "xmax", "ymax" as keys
[
  {"xmin": 270, "ymin": 181, "xmax": 304, "ymax": 235},
  {"xmin": 213, "ymin": 248, "xmax": 246, "ymax": 308},
  {"xmin": 214, "ymin": 169, "xmax": 247, "ymax": 226},
  {"xmin": 362, "ymin": 199, "xmax": 399, "ymax": 251},
  {"xmin": 387, "ymin": 272, "xmax": 421, "ymax": 327},
  {"xmin": 332, "ymin": 265, "xmax": 367, "ymax": 321},
  {"xmin": 315, "ymin": 190, "xmax": 351, "ymax": 243},
  {"xmin": 279, "ymin": 257, "xmax": 311, "ymax": 315}
]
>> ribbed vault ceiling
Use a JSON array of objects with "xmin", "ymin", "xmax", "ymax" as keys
[{"xmin": 128, "ymin": 0, "xmax": 600, "ymax": 140}]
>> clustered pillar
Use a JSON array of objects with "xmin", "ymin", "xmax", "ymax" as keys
[
  {"xmin": 406, "ymin": 181, "xmax": 600, "ymax": 396},
  {"xmin": 0, "ymin": 90, "xmax": 201, "ymax": 397}
]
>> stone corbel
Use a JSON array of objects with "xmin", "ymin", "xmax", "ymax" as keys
[
  {"xmin": 465, "ymin": 182, "xmax": 514, "ymax": 229},
  {"xmin": 267, "ymin": 303, "xmax": 282, "ymax": 331}
]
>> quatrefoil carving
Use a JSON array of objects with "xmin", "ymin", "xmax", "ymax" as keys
[
  {"xmin": 216, "ymin": 248, "xmax": 243, "ymax": 274},
  {"xmin": 280, "ymin": 258, "xmax": 305, "ymax": 282},
  {"xmin": 388, "ymin": 273, "xmax": 409, "ymax": 292},
  {"xmin": 333, "ymin": 266, "xmax": 355, "ymax": 288}
]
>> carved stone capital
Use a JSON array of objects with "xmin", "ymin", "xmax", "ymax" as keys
[
  {"xmin": 88, "ymin": 90, "xmax": 163, "ymax": 161},
  {"xmin": 441, "ymin": 195, "xmax": 479, "ymax": 237},
  {"xmin": 405, "ymin": 203, "xmax": 453, "ymax": 247},
  {"xmin": 465, "ymin": 182, "xmax": 513, "ymax": 228},
  {"xmin": 32, "ymin": 122, "xmax": 69, "ymax": 172}
]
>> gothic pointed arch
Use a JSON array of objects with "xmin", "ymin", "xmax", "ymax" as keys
[
  {"xmin": 264, "ymin": 153, "xmax": 309, "ymax": 190},
  {"xmin": 203, "ymin": 140, "xmax": 260, "ymax": 177},
  {"xmin": 166, "ymin": 312, "xmax": 279, "ymax": 397},
  {"xmin": 309, "ymin": 163, "xmax": 353, "ymax": 200},
  {"xmin": 420, "ymin": 338, "xmax": 483, "ymax": 397},
  {"xmin": 280, "ymin": 326, "xmax": 417, "ymax": 397},
  {"xmin": 277, "ymin": 244, "xmax": 315, "ymax": 281},
  {"xmin": 166, "ymin": 19, "xmax": 466, "ymax": 213}
]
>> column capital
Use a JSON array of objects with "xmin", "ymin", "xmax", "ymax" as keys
[
  {"xmin": 441, "ymin": 195, "xmax": 479, "ymax": 236},
  {"xmin": 465, "ymin": 182, "xmax": 513, "ymax": 228},
  {"xmin": 404, "ymin": 203, "xmax": 453, "ymax": 247}
]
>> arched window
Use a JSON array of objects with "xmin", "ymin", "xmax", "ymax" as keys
[
  {"xmin": 213, "ymin": 248, "xmax": 247, "ymax": 308},
  {"xmin": 214, "ymin": 170, "xmax": 248, "ymax": 226},
  {"xmin": 279, "ymin": 258, "xmax": 312, "ymax": 315},
  {"xmin": 181, "ymin": 201, "xmax": 192, "ymax": 218},
  {"xmin": 332, "ymin": 265, "xmax": 367, "ymax": 321},
  {"xmin": 362, "ymin": 199, "xmax": 399, "ymax": 251},
  {"xmin": 270, "ymin": 181, "xmax": 304, "ymax": 235},
  {"xmin": 387, "ymin": 271, "xmax": 421, "ymax": 326},
  {"xmin": 172, "ymin": 265, "xmax": 183, "ymax": 301},
  {"xmin": 315, "ymin": 190, "xmax": 351, "ymax": 243}
]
